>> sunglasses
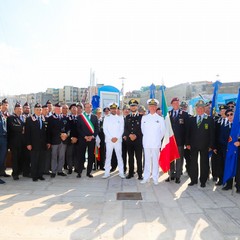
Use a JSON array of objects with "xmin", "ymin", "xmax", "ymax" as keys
[
  {"xmin": 228, "ymin": 105, "xmax": 234, "ymax": 108},
  {"xmin": 226, "ymin": 113, "xmax": 233, "ymax": 117}
]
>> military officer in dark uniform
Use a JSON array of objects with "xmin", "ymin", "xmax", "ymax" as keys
[
  {"xmin": 0, "ymin": 99, "xmax": 9, "ymax": 179},
  {"xmin": 7, "ymin": 102, "xmax": 25, "ymax": 180},
  {"xmin": 213, "ymin": 104, "xmax": 228, "ymax": 185},
  {"xmin": 66, "ymin": 103, "xmax": 78, "ymax": 174},
  {"xmin": 46, "ymin": 100, "xmax": 53, "ymax": 117},
  {"xmin": 21, "ymin": 102, "xmax": 31, "ymax": 177},
  {"xmin": 124, "ymin": 99, "xmax": 143, "ymax": 180},
  {"xmin": 166, "ymin": 97, "xmax": 189, "ymax": 184},
  {"xmin": 74, "ymin": 102, "xmax": 99, "ymax": 178},
  {"xmin": 42, "ymin": 104, "xmax": 51, "ymax": 174},
  {"xmin": 215, "ymin": 109, "xmax": 233, "ymax": 186},
  {"xmin": 25, "ymin": 103, "xmax": 48, "ymax": 181},
  {"xmin": 0, "ymin": 102, "xmax": 7, "ymax": 183},
  {"xmin": 186, "ymin": 100, "xmax": 215, "ymax": 188},
  {"xmin": 47, "ymin": 103, "xmax": 70, "ymax": 178}
]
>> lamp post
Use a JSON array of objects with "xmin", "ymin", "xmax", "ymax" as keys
[{"xmin": 119, "ymin": 77, "xmax": 126, "ymax": 109}]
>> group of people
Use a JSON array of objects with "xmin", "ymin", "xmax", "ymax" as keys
[{"xmin": 0, "ymin": 96, "xmax": 239, "ymax": 193}]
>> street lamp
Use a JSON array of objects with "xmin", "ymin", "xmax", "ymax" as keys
[{"xmin": 119, "ymin": 77, "xmax": 126, "ymax": 109}]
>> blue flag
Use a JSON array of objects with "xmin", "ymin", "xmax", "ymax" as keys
[
  {"xmin": 210, "ymin": 81, "xmax": 222, "ymax": 116},
  {"xmin": 149, "ymin": 83, "xmax": 156, "ymax": 99},
  {"xmin": 223, "ymin": 88, "xmax": 240, "ymax": 184}
]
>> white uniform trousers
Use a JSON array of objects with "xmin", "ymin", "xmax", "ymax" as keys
[
  {"xmin": 143, "ymin": 148, "xmax": 160, "ymax": 182},
  {"xmin": 104, "ymin": 141, "xmax": 124, "ymax": 175}
]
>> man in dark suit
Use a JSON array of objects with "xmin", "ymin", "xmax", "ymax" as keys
[
  {"xmin": 166, "ymin": 97, "xmax": 189, "ymax": 184},
  {"xmin": 25, "ymin": 103, "xmax": 49, "ymax": 181},
  {"xmin": 124, "ymin": 99, "xmax": 143, "ymax": 180},
  {"xmin": 186, "ymin": 100, "xmax": 215, "ymax": 188},
  {"xmin": 47, "ymin": 103, "xmax": 70, "ymax": 178},
  {"xmin": 7, "ymin": 102, "xmax": 25, "ymax": 180},
  {"xmin": 75, "ymin": 103, "xmax": 99, "ymax": 178}
]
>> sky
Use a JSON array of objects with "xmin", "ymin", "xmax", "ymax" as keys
[{"xmin": 0, "ymin": 0, "xmax": 240, "ymax": 95}]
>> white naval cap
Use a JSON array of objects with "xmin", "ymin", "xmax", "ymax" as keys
[{"xmin": 147, "ymin": 98, "xmax": 159, "ymax": 106}]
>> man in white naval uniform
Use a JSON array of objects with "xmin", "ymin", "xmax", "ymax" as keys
[
  {"xmin": 141, "ymin": 99, "xmax": 166, "ymax": 185},
  {"xmin": 102, "ymin": 103, "xmax": 125, "ymax": 179}
]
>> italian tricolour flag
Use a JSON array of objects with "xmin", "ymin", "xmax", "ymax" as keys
[{"xmin": 159, "ymin": 86, "xmax": 180, "ymax": 173}]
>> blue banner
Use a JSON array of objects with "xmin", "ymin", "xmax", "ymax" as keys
[
  {"xmin": 210, "ymin": 81, "xmax": 222, "ymax": 116},
  {"xmin": 149, "ymin": 83, "xmax": 156, "ymax": 99},
  {"xmin": 223, "ymin": 88, "xmax": 240, "ymax": 184}
]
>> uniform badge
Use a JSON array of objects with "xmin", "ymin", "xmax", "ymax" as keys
[
  {"xmin": 204, "ymin": 123, "xmax": 208, "ymax": 129},
  {"xmin": 179, "ymin": 119, "xmax": 184, "ymax": 124}
]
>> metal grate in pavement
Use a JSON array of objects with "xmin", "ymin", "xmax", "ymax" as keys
[{"xmin": 117, "ymin": 192, "xmax": 142, "ymax": 200}]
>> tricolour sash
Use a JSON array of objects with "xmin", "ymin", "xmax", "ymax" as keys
[{"xmin": 80, "ymin": 112, "xmax": 94, "ymax": 134}]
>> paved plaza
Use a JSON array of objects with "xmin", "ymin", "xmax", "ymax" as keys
[{"xmin": 1, "ymin": 168, "xmax": 240, "ymax": 240}]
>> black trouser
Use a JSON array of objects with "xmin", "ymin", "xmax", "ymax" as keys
[
  {"xmin": 216, "ymin": 145, "xmax": 227, "ymax": 183},
  {"xmin": 30, "ymin": 150, "xmax": 45, "ymax": 179},
  {"xmin": 127, "ymin": 141, "xmax": 143, "ymax": 177},
  {"xmin": 97, "ymin": 141, "xmax": 106, "ymax": 169},
  {"xmin": 11, "ymin": 147, "xmax": 24, "ymax": 177},
  {"xmin": 170, "ymin": 146, "xmax": 184, "ymax": 178},
  {"xmin": 23, "ymin": 147, "xmax": 31, "ymax": 176},
  {"xmin": 122, "ymin": 140, "xmax": 128, "ymax": 173},
  {"xmin": 190, "ymin": 147, "xmax": 209, "ymax": 184},
  {"xmin": 184, "ymin": 148, "xmax": 191, "ymax": 174},
  {"xmin": 77, "ymin": 138, "xmax": 95, "ymax": 175},
  {"xmin": 66, "ymin": 144, "xmax": 77, "ymax": 170},
  {"xmin": 211, "ymin": 151, "xmax": 218, "ymax": 179}
]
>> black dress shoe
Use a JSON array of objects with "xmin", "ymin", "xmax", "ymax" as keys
[
  {"xmin": 0, "ymin": 179, "xmax": 5, "ymax": 184},
  {"xmin": 87, "ymin": 174, "xmax": 93, "ymax": 178},
  {"xmin": 165, "ymin": 176, "xmax": 175, "ymax": 182},
  {"xmin": 188, "ymin": 181, "xmax": 197, "ymax": 186},
  {"xmin": 13, "ymin": 176, "xmax": 19, "ymax": 180},
  {"xmin": 23, "ymin": 174, "xmax": 31, "ymax": 178},
  {"xmin": 110, "ymin": 168, "xmax": 116, "ymax": 172},
  {"xmin": 76, "ymin": 173, "xmax": 81, "ymax": 178},
  {"xmin": 200, "ymin": 183, "xmax": 206, "ymax": 188},
  {"xmin": 212, "ymin": 177, "xmax": 218, "ymax": 182},
  {"xmin": 32, "ymin": 178, "xmax": 38, "ymax": 182},
  {"xmin": 215, "ymin": 181, "xmax": 222, "ymax": 186},
  {"xmin": 68, "ymin": 169, "xmax": 72, "ymax": 174},
  {"xmin": 138, "ymin": 176, "xmax": 143, "ymax": 180},
  {"xmin": 222, "ymin": 185, "xmax": 232, "ymax": 191},
  {"xmin": 100, "ymin": 167, "xmax": 105, "ymax": 171},
  {"xmin": 175, "ymin": 178, "xmax": 181, "ymax": 184},
  {"xmin": 57, "ymin": 172, "xmax": 67, "ymax": 176},
  {"xmin": 126, "ymin": 175, "xmax": 133, "ymax": 179},
  {"xmin": 38, "ymin": 177, "xmax": 45, "ymax": 181},
  {"xmin": 50, "ymin": 173, "xmax": 56, "ymax": 178}
]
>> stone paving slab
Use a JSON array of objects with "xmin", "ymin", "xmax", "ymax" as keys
[{"xmin": 0, "ymin": 169, "xmax": 240, "ymax": 240}]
